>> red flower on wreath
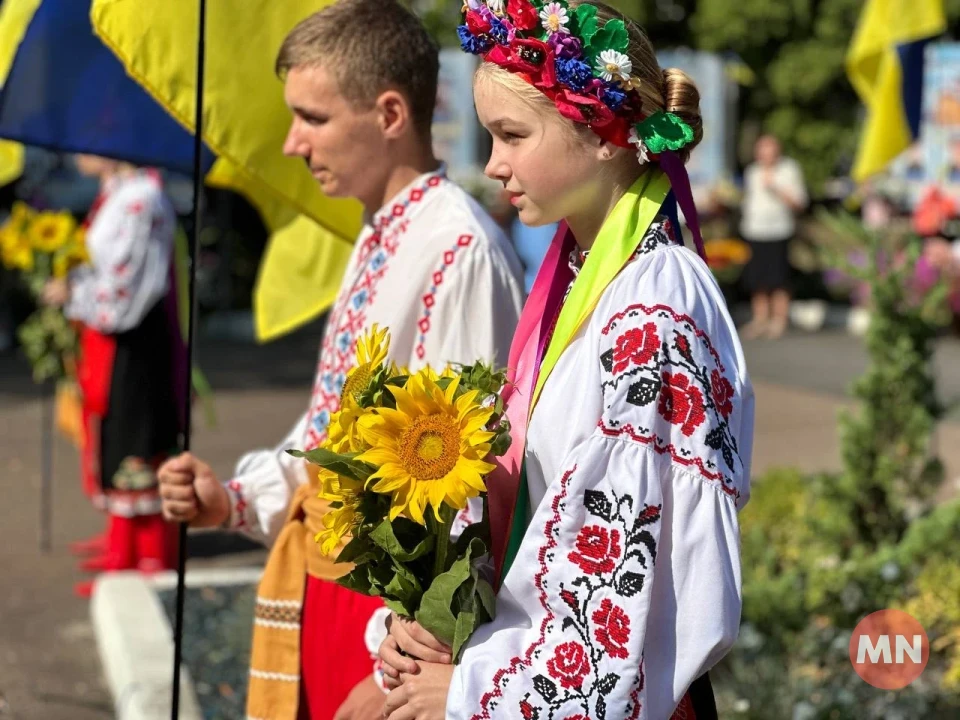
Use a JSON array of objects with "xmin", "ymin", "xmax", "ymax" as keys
[
  {"xmin": 465, "ymin": 9, "xmax": 492, "ymax": 35},
  {"xmin": 592, "ymin": 598, "xmax": 632, "ymax": 659},
  {"xmin": 507, "ymin": 0, "xmax": 540, "ymax": 31},
  {"xmin": 546, "ymin": 641, "xmax": 591, "ymax": 689},
  {"xmin": 612, "ymin": 322, "xmax": 660, "ymax": 374},
  {"xmin": 657, "ymin": 371, "xmax": 706, "ymax": 437},
  {"xmin": 710, "ymin": 369, "xmax": 734, "ymax": 419},
  {"xmin": 568, "ymin": 525, "xmax": 622, "ymax": 575}
]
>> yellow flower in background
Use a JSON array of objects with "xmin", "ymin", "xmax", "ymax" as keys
[
  {"xmin": 356, "ymin": 369, "xmax": 497, "ymax": 525},
  {"xmin": 704, "ymin": 238, "xmax": 752, "ymax": 270},
  {"xmin": 8, "ymin": 201, "xmax": 35, "ymax": 231},
  {"xmin": 1, "ymin": 225, "xmax": 33, "ymax": 271},
  {"xmin": 53, "ymin": 233, "xmax": 90, "ymax": 278},
  {"xmin": 28, "ymin": 211, "xmax": 75, "ymax": 253},
  {"xmin": 315, "ymin": 467, "xmax": 365, "ymax": 555}
]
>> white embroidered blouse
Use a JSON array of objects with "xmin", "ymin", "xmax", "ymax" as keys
[
  {"xmin": 223, "ymin": 168, "xmax": 526, "ymax": 544},
  {"xmin": 65, "ymin": 172, "xmax": 176, "ymax": 333},
  {"xmin": 448, "ymin": 221, "xmax": 754, "ymax": 719}
]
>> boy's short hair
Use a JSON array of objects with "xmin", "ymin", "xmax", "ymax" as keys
[{"xmin": 276, "ymin": 0, "xmax": 439, "ymax": 137}]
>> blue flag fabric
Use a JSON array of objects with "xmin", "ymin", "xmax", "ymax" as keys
[{"xmin": 0, "ymin": 0, "xmax": 213, "ymax": 174}]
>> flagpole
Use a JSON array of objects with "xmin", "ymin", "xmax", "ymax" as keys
[{"xmin": 172, "ymin": 0, "xmax": 207, "ymax": 715}]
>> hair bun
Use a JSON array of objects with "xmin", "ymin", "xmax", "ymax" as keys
[{"xmin": 661, "ymin": 68, "xmax": 703, "ymax": 162}]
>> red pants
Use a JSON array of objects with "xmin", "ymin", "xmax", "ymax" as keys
[{"xmin": 299, "ymin": 575, "xmax": 386, "ymax": 720}]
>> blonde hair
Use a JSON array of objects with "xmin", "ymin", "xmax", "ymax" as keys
[
  {"xmin": 475, "ymin": 1, "xmax": 702, "ymax": 162},
  {"xmin": 276, "ymin": 0, "xmax": 439, "ymax": 136}
]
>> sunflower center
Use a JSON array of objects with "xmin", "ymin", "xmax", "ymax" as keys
[
  {"xmin": 400, "ymin": 414, "xmax": 460, "ymax": 480},
  {"xmin": 341, "ymin": 362, "xmax": 373, "ymax": 405}
]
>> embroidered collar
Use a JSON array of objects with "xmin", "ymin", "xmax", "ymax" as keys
[
  {"xmin": 567, "ymin": 215, "xmax": 675, "ymax": 277},
  {"xmin": 367, "ymin": 165, "xmax": 448, "ymax": 236}
]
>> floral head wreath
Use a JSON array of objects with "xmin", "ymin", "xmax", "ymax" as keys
[{"xmin": 457, "ymin": 0, "xmax": 695, "ymax": 163}]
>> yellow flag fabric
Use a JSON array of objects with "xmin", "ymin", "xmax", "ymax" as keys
[
  {"xmin": 847, "ymin": 0, "xmax": 946, "ymax": 182},
  {"xmin": 0, "ymin": 0, "xmax": 41, "ymax": 87},
  {"xmin": 206, "ymin": 159, "xmax": 353, "ymax": 342},
  {"xmin": 90, "ymin": 0, "xmax": 363, "ymax": 340},
  {"xmin": 0, "ymin": 140, "xmax": 23, "ymax": 186}
]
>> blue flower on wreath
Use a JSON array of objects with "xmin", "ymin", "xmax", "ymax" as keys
[
  {"xmin": 457, "ymin": 25, "xmax": 492, "ymax": 54},
  {"xmin": 555, "ymin": 57, "xmax": 593, "ymax": 91},
  {"xmin": 602, "ymin": 84, "xmax": 627, "ymax": 111},
  {"xmin": 488, "ymin": 16, "xmax": 509, "ymax": 45}
]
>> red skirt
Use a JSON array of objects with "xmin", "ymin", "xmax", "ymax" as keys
[{"xmin": 299, "ymin": 575, "xmax": 386, "ymax": 720}]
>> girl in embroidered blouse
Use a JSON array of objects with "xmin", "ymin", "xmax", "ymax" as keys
[
  {"xmin": 42, "ymin": 155, "xmax": 184, "ymax": 598},
  {"xmin": 378, "ymin": 3, "xmax": 754, "ymax": 719}
]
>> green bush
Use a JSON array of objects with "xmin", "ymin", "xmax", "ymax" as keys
[{"xmin": 714, "ymin": 214, "xmax": 960, "ymax": 718}]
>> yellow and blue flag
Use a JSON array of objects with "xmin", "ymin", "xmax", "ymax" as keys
[
  {"xmin": 0, "ymin": 0, "xmax": 214, "ymax": 174},
  {"xmin": 847, "ymin": 0, "xmax": 947, "ymax": 181},
  {"xmin": 90, "ymin": 0, "xmax": 363, "ymax": 341}
]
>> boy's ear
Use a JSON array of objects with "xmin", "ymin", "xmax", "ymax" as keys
[{"xmin": 377, "ymin": 90, "xmax": 411, "ymax": 140}]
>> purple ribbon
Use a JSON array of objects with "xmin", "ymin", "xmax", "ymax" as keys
[{"xmin": 659, "ymin": 150, "xmax": 707, "ymax": 261}]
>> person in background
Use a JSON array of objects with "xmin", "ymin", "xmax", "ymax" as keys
[
  {"xmin": 738, "ymin": 135, "xmax": 808, "ymax": 339},
  {"xmin": 42, "ymin": 155, "xmax": 184, "ymax": 598}
]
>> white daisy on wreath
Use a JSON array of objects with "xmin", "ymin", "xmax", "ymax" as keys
[
  {"xmin": 540, "ymin": 2, "xmax": 570, "ymax": 34},
  {"xmin": 628, "ymin": 127, "xmax": 651, "ymax": 165},
  {"xmin": 596, "ymin": 49, "xmax": 632, "ymax": 82},
  {"xmin": 486, "ymin": 0, "xmax": 505, "ymax": 14}
]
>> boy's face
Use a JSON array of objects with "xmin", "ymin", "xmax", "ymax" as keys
[{"xmin": 282, "ymin": 65, "xmax": 386, "ymax": 205}]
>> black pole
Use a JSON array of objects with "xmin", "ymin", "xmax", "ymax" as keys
[
  {"xmin": 171, "ymin": 0, "xmax": 206, "ymax": 715},
  {"xmin": 39, "ymin": 379, "xmax": 53, "ymax": 553}
]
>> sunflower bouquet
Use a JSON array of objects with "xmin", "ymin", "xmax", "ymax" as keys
[
  {"xmin": 290, "ymin": 325, "xmax": 511, "ymax": 661},
  {"xmin": 0, "ymin": 202, "xmax": 88, "ymax": 382}
]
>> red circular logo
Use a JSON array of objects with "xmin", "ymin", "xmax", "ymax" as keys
[{"xmin": 849, "ymin": 609, "xmax": 929, "ymax": 689}]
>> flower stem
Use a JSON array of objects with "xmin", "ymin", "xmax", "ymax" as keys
[{"xmin": 432, "ymin": 503, "xmax": 458, "ymax": 578}]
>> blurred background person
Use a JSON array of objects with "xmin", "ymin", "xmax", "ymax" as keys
[
  {"xmin": 42, "ymin": 155, "xmax": 185, "ymax": 597},
  {"xmin": 739, "ymin": 135, "xmax": 808, "ymax": 339}
]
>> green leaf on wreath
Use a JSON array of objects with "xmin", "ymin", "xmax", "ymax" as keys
[
  {"xmin": 574, "ymin": 4, "xmax": 599, "ymax": 44},
  {"xmin": 586, "ymin": 18, "xmax": 628, "ymax": 64}
]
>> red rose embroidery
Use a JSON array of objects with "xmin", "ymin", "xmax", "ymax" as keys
[
  {"xmin": 612, "ymin": 323, "xmax": 660, "ymax": 374},
  {"xmin": 710, "ymin": 369, "xmax": 734, "ymax": 419},
  {"xmin": 546, "ymin": 641, "xmax": 591, "ymax": 689},
  {"xmin": 592, "ymin": 598, "xmax": 631, "ymax": 659},
  {"xmin": 568, "ymin": 525, "xmax": 622, "ymax": 575},
  {"xmin": 562, "ymin": 716, "xmax": 590, "ymax": 720},
  {"xmin": 672, "ymin": 331, "xmax": 692, "ymax": 361},
  {"xmin": 657, "ymin": 371, "xmax": 706, "ymax": 437},
  {"xmin": 507, "ymin": 0, "xmax": 540, "ymax": 31},
  {"xmin": 520, "ymin": 699, "xmax": 537, "ymax": 720}
]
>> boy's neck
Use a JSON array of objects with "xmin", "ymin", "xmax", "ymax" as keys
[{"xmin": 366, "ymin": 147, "xmax": 441, "ymax": 219}]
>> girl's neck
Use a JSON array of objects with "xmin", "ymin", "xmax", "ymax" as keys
[{"xmin": 567, "ymin": 166, "xmax": 647, "ymax": 251}]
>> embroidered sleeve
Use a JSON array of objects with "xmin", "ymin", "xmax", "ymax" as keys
[
  {"xmin": 66, "ymin": 189, "xmax": 174, "ymax": 333},
  {"xmin": 224, "ymin": 411, "xmax": 312, "ymax": 546},
  {"xmin": 411, "ymin": 233, "xmax": 524, "ymax": 370},
  {"xmin": 449, "ymin": 247, "xmax": 751, "ymax": 720}
]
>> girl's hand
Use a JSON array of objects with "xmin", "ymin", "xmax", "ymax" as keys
[
  {"xmin": 382, "ymin": 661, "xmax": 454, "ymax": 720},
  {"xmin": 379, "ymin": 613, "xmax": 452, "ymax": 682}
]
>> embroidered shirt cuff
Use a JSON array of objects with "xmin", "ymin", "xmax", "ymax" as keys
[{"xmin": 224, "ymin": 479, "xmax": 249, "ymax": 530}]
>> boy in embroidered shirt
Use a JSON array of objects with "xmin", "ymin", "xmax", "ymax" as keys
[{"xmin": 157, "ymin": 2, "xmax": 525, "ymax": 719}]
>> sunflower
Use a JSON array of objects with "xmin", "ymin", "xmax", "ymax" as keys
[
  {"xmin": 53, "ymin": 238, "xmax": 90, "ymax": 278},
  {"xmin": 355, "ymin": 369, "xmax": 497, "ymax": 525},
  {"xmin": 28, "ymin": 212, "xmax": 75, "ymax": 253},
  {"xmin": 315, "ymin": 467, "xmax": 365, "ymax": 555},
  {"xmin": 326, "ymin": 324, "xmax": 390, "ymax": 452},
  {"xmin": 0, "ymin": 227, "xmax": 33, "ymax": 271}
]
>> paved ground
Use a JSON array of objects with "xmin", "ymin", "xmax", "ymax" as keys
[{"xmin": 2, "ymin": 318, "xmax": 960, "ymax": 719}]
